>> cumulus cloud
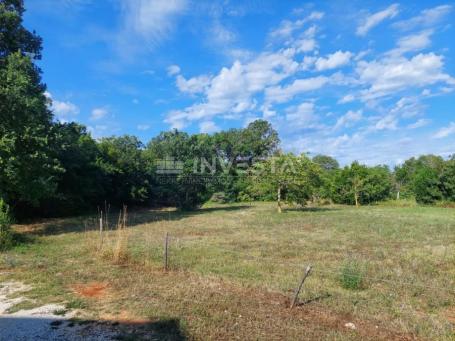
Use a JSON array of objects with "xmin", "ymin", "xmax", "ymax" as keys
[
  {"xmin": 265, "ymin": 76, "xmax": 328, "ymax": 103},
  {"xmin": 388, "ymin": 30, "xmax": 433, "ymax": 55},
  {"xmin": 90, "ymin": 107, "xmax": 109, "ymax": 121},
  {"xmin": 199, "ymin": 121, "xmax": 220, "ymax": 133},
  {"xmin": 44, "ymin": 91, "xmax": 79, "ymax": 122},
  {"xmin": 334, "ymin": 110, "xmax": 363, "ymax": 130},
  {"xmin": 433, "ymin": 122, "xmax": 455, "ymax": 138},
  {"xmin": 356, "ymin": 3, "xmax": 399, "ymax": 36},
  {"xmin": 315, "ymin": 51, "xmax": 353, "ymax": 71},
  {"xmin": 166, "ymin": 48, "xmax": 300, "ymax": 127},
  {"xmin": 176, "ymin": 74, "xmax": 211, "ymax": 94},
  {"xmin": 285, "ymin": 102, "xmax": 319, "ymax": 127},
  {"xmin": 357, "ymin": 53, "xmax": 455, "ymax": 100},
  {"xmin": 167, "ymin": 64, "xmax": 181, "ymax": 76},
  {"xmin": 338, "ymin": 94, "xmax": 355, "ymax": 104}
]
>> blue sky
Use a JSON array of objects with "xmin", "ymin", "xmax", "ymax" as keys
[{"xmin": 24, "ymin": 0, "xmax": 455, "ymax": 165}]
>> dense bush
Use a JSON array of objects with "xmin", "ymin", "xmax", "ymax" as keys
[{"xmin": 0, "ymin": 199, "xmax": 13, "ymax": 250}]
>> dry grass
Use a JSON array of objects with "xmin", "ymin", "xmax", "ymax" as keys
[{"xmin": 1, "ymin": 202, "xmax": 454, "ymax": 340}]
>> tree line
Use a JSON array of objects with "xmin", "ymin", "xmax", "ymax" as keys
[{"xmin": 1, "ymin": 1, "xmax": 454, "ymax": 221}]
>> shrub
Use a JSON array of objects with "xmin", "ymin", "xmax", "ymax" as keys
[
  {"xmin": 339, "ymin": 260, "xmax": 367, "ymax": 290},
  {"xmin": 0, "ymin": 200, "xmax": 13, "ymax": 251}
]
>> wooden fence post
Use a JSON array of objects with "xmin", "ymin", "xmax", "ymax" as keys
[
  {"xmin": 164, "ymin": 232, "xmax": 169, "ymax": 271},
  {"xmin": 290, "ymin": 265, "xmax": 312, "ymax": 309}
]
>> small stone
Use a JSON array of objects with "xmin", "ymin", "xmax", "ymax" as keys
[{"xmin": 344, "ymin": 322, "xmax": 356, "ymax": 330}]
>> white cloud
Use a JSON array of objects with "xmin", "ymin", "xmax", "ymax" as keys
[
  {"xmin": 338, "ymin": 94, "xmax": 355, "ymax": 104},
  {"xmin": 356, "ymin": 4, "xmax": 399, "ymax": 36},
  {"xmin": 176, "ymin": 74, "xmax": 211, "ymax": 95},
  {"xmin": 269, "ymin": 11, "xmax": 324, "ymax": 40},
  {"xmin": 121, "ymin": 0, "xmax": 187, "ymax": 44},
  {"xmin": 433, "ymin": 122, "xmax": 455, "ymax": 138},
  {"xmin": 166, "ymin": 48, "xmax": 300, "ymax": 127},
  {"xmin": 210, "ymin": 22, "xmax": 236, "ymax": 45},
  {"xmin": 137, "ymin": 124, "xmax": 150, "ymax": 130},
  {"xmin": 44, "ymin": 91, "xmax": 80, "ymax": 122},
  {"xmin": 199, "ymin": 121, "xmax": 220, "ymax": 134},
  {"xmin": 407, "ymin": 118, "xmax": 430, "ymax": 129},
  {"xmin": 167, "ymin": 64, "xmax": 181, "ymax": 76},
  {"xmin": 334, "ymin": 110, "xmax": 363, "ymax": 130},
  {"xmin": 90, "ymin": 107, "xmax": 109, "ymax": 121},
  {"xmin": 315, "ymin": 51, "xmax": 353, "ymax": 71},
  {"xmin": 374, "ymin": 114, "xmax": 398, "ymax": 130},
  {"xmin": 390, "ymin": 96, "xmax": 425, "ymax": 118},
  {"xmin": 296, "ymin": 39, "xmax": 316, "ymax": 53},
  {"xmin": 285, "ymin": 102, "xmax": 318, "ymax": 127},
  {"xmin": 265, "ymin": 76, "xmax": 328, "ymax": 103},
  {"xmin": 357, "ymin": 53, "xmax": 455, "ymax": 100},
  {"xmin": 388, "ymin": 30, "xmax": 433, "ymax": 55},
  {"xmin": 393, "ymin": 5, "xmax": 452, "ymax": 31}
]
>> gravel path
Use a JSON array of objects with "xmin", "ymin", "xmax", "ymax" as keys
[{"xmin": 0, "ymin": 280, "xmax": 118, "ymax": 341}]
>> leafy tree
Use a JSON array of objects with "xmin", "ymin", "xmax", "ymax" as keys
[
  {"xmin": 0, "ymin": 0, "xmax": 42, "ymax": 61},
  {"xmin": 440, "ymin": 158, "xmax": 455, "ymax": 201},
  {"xmin": 39, "ymin": 123, "xmax": 105, "ymax": 215},
  {"xmin": 145, "ymin": 131, "xmax": 214, "ymax": 209},
  {"xmin": 97, "ymin": 135, "xmax": 150, "ymax": 206},
  {"xmin": 413, "ymin": 167, "xmax": 443, "ymax": 204},
  {"xmin": 0, "ymin": 1, "xmax": 61, "ymax": 215},
  {"xmin": 333, "ymin": 162, "xmax": 391, "ymax": 206},
  {"xmin": 312, "ymin": 154, "xmax": 339, "ymax": 172},
  {"xmin": 394, "ymin": 154, "xmax": 445, "ymax": 201},
  {"xmin": 249, "ymin": 153, "xmax": 321, "ymax": 213}
]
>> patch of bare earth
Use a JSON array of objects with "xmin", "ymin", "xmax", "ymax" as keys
[{"xmin": 71, "ymin": 282, "xmax": 109, "ymax": 299}]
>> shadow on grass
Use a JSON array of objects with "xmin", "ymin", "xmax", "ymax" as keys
[
  {"xmin": 14, "ymin": 205, "xmax": 252, "ymax": 239},
  {"xmin": 0, "ymin": 316, "xmax": 187, "ymax": 340}
]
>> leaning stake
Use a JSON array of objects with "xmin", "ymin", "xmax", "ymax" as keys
[
  {"xmin": 164, "ymin": 232, "xmax": 169, "ymax": 271},
  {"xmin": 290, "ymin": 265, "xmax": 312, "ymax": 309}
]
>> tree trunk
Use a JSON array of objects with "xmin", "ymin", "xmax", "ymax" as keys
[
  {"xmin": 277, "ymin": 185, "xmax": 282, "ymax": 213},
  {"xmin": 396, "ymin": 191, "xmax": 400, "ymax": 200},
  {"xmin": 354, "ymin": 187, "xmax": 359, "ymax": 207}
]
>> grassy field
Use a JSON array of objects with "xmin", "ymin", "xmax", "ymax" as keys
[{"xmin": 1, "ymin": 202, "xmax": 454, "ymax": 340}]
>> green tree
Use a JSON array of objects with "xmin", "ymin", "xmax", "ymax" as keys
[
  {"xmin": 440, "ymin": 158, "xmax": 455, "ymax": 201},
  {"xmin": 249, "ymin": 153, "xmax": 321, "ymax": 213},
  {"xmin": 0, "ymin": 1, "xmax": 60, "ymax": 214},
  {"xmin": 97, "ymin": 136, "xmax": 151, "ymax": 206},
  {"xmin": 40, "ymin": 123, "xmax": 105, "ymax": 215},
  {"xmin": 312, "ymin": 154, "xmax": 339, "ymax": 172},
  {"xmin": 0, "ymin": 0, "xmax": 42, "ymax": 61},
  {"xmin": 333, "ymin": 162, "xmax": 391, "ymax": 206},
  {"xmin": 413, "ymin": 167, "xmax": 443, "ymax": 204}
]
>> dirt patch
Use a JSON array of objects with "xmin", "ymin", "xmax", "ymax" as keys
[
  {"xmin": 71, "ymin": 282, "xmax": 109, "ymax": 298},
  {"xmin": 442, "ymin": 307, "xmax": 455, "ymax": 324}
]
